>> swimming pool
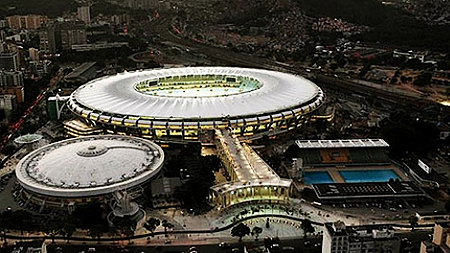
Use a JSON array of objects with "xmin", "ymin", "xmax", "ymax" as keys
[
  {"xmin": 339, "ymin": 170, "xmax": 400, "ymax": 183},
  {"xmin": 303, "ymin": 171, "xmax": 334, "ymax": 184}
]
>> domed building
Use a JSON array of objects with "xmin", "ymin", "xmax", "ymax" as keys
[
  {"xmin": 65, "ymin": 67, "xmax": 324, "ymax": 142},
  {"xmin": 15, "ymin": 135, "xmax": 164, "ymax": 211}
]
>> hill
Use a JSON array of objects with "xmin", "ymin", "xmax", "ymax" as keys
[{"xmin": 0, "ymin": 0, "xmax": 75, "ymax": 18}]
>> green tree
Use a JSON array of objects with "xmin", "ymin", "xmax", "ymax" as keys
[
  {"xmin": 445, "ymin": 87, "xmax": 450, "ymax": 98},
  {"xmin": 301, "ymin": 219, "xmax": 315, "ymax": 238},
  {"xmin": 445, "ymin": 200, "xmax": 450, "ymax": 213},
  {"xmin": 46, "ymin": 219, "xmax": 62, "ymax": 243},
  {"xmin": 144, "ymin": 217, "xmax": 160, "ymax": 236},
  {"xmin": 0, "ymin": 213, "xmax": 7, "ymax": 245},
  {"xmin": 251, "ymin": 226, "xmax": 263, "ymax": 241},
  {"xmin": 107, "ymin": 226, "xmax": 119, "ymax": 244},
  {"xmin": 161, "ymin": 219, "xmax": 174, "ymax": 237},
  {"xmin": 231, "ymin": 223, "xmax": 251, "ymax": 242},
  {"xmin": 88, "ymin": 224, "xmax": 104, "ymax": 243},
  {"xmin": 414, "ymin": 71, "xmax": 432, "ymax": 86},
  {"xmin": 122, "ymin": 226, "xmax": 134, "ymax": 244},
  {"xmin": 408, "ymin": 215, "xmax": 419, "ymax": 231},
  {"xmin": 62, "ymin": 223, "xmax": 76, "ymax": 243}
]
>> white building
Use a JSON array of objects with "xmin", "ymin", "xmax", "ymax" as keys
[
  {"xmin": 323, "ymin": 221, "xmax": 400, "ymax": 253},
  {"xmin": 0, "ymin": 70, "xmax": 24, "ymax": 87},
  {"xmin": 66, "ymin": 67, "xmax": 324, "ymax": 142},
  {"xmin": 29, "ymin": 47, "xmax": 39, "ymax": 61},
  {"xmin": 15, "ymin": 135, "xmax": 164, "ymax": 210},
  {"xmin": 77, "ymin": 6, "xmax": 91, "ymax": 24},
  {"xmin": 0, "ymin": 94, "xmax": 17, "ymax": 111}
]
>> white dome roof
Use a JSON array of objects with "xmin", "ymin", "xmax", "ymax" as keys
[{"xmin": 15, "ymin": 135, "xmax": 164, "ymax": 198}]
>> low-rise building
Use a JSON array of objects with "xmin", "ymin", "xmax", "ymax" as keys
[
  {"xmin": 420, "ymin": 221, "xmax": 450, "ymax": 253},
  {"xmin": 0, "ymin": 93, "xmax": 17, "ymax": 112},
  {"xmin": 323, "ymin": 221, "xmax": 400, "ymax": 253}
]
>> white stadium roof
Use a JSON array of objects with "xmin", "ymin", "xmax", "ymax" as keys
[
  {"xmin": 15, "ymin": 135, "xmax": 164, "ymax": 198},
  {"xmin": 70, "ymin": 67, "xmax": 322, "ymax": 120}
]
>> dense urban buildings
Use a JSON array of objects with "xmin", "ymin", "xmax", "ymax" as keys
[{"xmin": 39, "ymin": 21, "xmax": 87, "ymax": 53}]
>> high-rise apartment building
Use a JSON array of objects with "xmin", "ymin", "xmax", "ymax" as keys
[
  {"xmin": 0, "ymin": 71, "xmax": 23, "ymax": 87},
  {"xmin": 0, "ymin": 52, "xmax": 19, "ymax": 71},
  {"xmin": 60, "ymin": 21, "xmax": 87, "ymax": 50},
  {"xmin": 77, "ymin": 6, "xmax": 91, "ymax": 24},
  {"xmin": 39, "ymin": 21, "xmax": 86, "ymax": 53},
  {"xmin": 29, "ymin": 48, "xmax": 39, "ymax": 62},
  {"xmin": 6, "ymin": 15, "xmax": 48, "ymax": 30}
]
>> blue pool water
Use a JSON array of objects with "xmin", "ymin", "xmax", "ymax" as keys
[
  {"xmin": 339, "ymin": 170, "xmax": 400, "ymax": 183},
  {"xmin": 303, "ymin": 171, "xmax": 334, "ymax": 184}
]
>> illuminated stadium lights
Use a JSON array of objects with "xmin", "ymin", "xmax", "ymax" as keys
[
  {"xmin": 15, "ymin": 135, "xmax": 164, "ymax": 209},
  {"xmin": 66, "ymin": 67, "xmax": 324, "ymax": 141}
]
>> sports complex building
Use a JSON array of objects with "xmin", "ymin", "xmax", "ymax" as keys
[
  {"xmin": 15, "ymin": 135, "xmax": 164, "ymax": 211},
  {"xmin": 65, "ymin": 67, "xmax": 325, "ymax": 142},
  {"xmin": 296, "ymin": 139, "xmax": 426, "ymax": 203}
]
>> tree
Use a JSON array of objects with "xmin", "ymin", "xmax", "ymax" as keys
[
  {"xmin": 231, "ymin": 223, "xmax": 251, "ymax": 242},
  {"xmin": 88, "ymin": 224, "xmax": 104, "ymax": 243},
  {"xmin": 161, "ymin": 219, "xmax": 174, "ymax": 237},
  {"xmin": 0, "ymin": 213, "xmax": 7, "ymax": 245},
  {"xmin": 62, "ymin": 223, "xmax": 76, "ymax": 243},
  {"xmin": 107, "ymin": 226, "xmax": 119, "ymax": 244},
  {"xmin": 445, "ymin": 87, "xmax": 450, "ymax": 98},
  {"xmin": 445, "ymin": 200, "xmax": 450, "ymax": 213},
  {"xmin": 408, "ymin": 215, "xmax": 419, "ymax": 231},
  {"xmin": 414, "ymin": 71, "xmax": 432, "ymax": 86},
  {"xmin": 400, "ymin": 75, "xmax": 407, "ymax": 83},
  {"xmin": 144, "ymin": 217, "xmax": 160, "ymax": 236},
  {"xmin": 122, "ymin": 226, "xmax": 134, "ymax": 244},
  {"xmin": 44, "ymin": 218, "xmax": 63, "ymax": 243},
  {"xmin": 251, "ymin": 226, "xmax": 263, "ymax": 241},
  {"xmin": 301, "ymin": 219, "xmax": 315, "ymax": 238}
]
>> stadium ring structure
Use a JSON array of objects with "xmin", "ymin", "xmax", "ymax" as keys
[
  {"xmin": 15, "ymin": 135, "xmax": 164, "ymax": 210},
  {"xmin": 66, "ymin": 67, "xmax": 325, "ymax": 142}
]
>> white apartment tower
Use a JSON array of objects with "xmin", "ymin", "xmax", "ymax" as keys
[{"xmin": 77, "ymin": 6, "xmax": 90, "ymax": 24}]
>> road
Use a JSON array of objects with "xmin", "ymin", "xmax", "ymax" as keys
[
  {"xmin": 45, "ymin": 236, "xmax": 323, "ymax": 253},
  {"xmin": 43, "ymin": 230, "xmax": 429, "ymax": 253},
  {"xmin": 0, "ymin": 69, "xmax": 63, "ymax": 151}
]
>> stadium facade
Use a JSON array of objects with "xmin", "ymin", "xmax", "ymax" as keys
[
  {"xmin": 66, "ymin": 67, "xmax": 324, "ymax": 142},
  {"xmin": 15, "ymin": 135, "xmax": 164, "ymax": 210}
]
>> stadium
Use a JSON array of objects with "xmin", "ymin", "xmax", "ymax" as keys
[
  {"xmin": 15, "ymin": 135, "xmax": 164, "ymax": 210},
  {"xmin": 65, "ymin": 67, "xmax": 325, "ymax": 142}
]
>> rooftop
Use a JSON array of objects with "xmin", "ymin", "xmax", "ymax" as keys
[
  {"xmin": 16, "ymin": 135, "xmax": 164, "ymax": 198},
  {"xmin": 296, "ymin": 139, "xmax": 389, "ymax": 149},
  {"xmin": 313, "ymin": 181, "xmax": 425, "ymax": 200},
  {"xmin": 70, "ymin": 67, "xmax": 323, "ymax": 120}
]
